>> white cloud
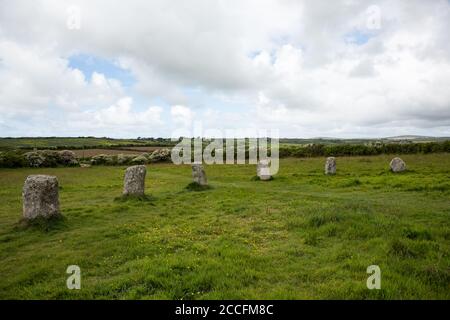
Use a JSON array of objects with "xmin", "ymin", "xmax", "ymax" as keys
[
  {"xmin": 65, "ymin": 97, "xmax": 164, "ymax": 137},
  {"xmin": 170, "ymin": 105, "xmax": 194, "ymax": 128},
  {"xmin": 80, "ymin": 97, "xmax": 163, "ymax": 126},
  {"xmin": 0, "ymin": 40, "xmax": 124, "ymax": 116},
  {"xmin": 0, "ymin": 0, "xmax": 449, "ymax": 137}
]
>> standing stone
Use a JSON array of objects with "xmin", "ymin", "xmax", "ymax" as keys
[
  {"xmin": 390, "ymin": 157, "xmax": 406, "ymax": 172},
  {"xmin": 23, "ymin": 175, "xmax": 60, "ymax": 219},
  {"xmin": 192, "ymin": 163, "xmax": 207, "ymax": 186},
  {"xmin": 325, "ymin": 157, "xmax": 336, "ymax": 175},
  {"xmin": 257, "ymin": 159, "xmax": 272, "ymax": 181},
  {"xmin": 123, "ymin": 165, "xmax": 146, "ymax": 196}
]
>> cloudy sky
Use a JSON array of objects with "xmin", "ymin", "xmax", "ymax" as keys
[{"xmin": 1, "ymin": 0, "xmax": 449, "ymax": 138}]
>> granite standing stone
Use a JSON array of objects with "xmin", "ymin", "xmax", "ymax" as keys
[
  {"xmin": 192, "ymin": 164, "xmax": 207, "ymax": 185},
  {"xmin": 257, "ymin": 160, "xmax": 272, "ymax": 181},
  {"xmin": 22, "ymin": 175, "xmax": 60, "ymax": 219},
  {"xmin": 390, "ymin": 157, "xmax": 406, "ymax": 172},
  {"xmin": 325, "ymin": 157, "xmax": 336, "ymax": 175},
  {"xmin": 123, "ymin": 165, "xmax": 147, "ymax": 196}
]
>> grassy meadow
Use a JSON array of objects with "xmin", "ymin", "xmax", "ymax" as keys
[
  {"xmin": 0, "ymin": 137, "xmax": 174, "ymax": 150},
  {"xmin": 0, "ymin": 154, "xmax": 449, "ymax": 299}
]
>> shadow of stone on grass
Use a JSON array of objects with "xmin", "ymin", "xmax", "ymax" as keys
[
  {"xmin": 185, "ymin": 182, "xmax": 213, "ymax": 192},
  {"xmin": 250, "ymin": 175, "xmax": 274, "ymax": 181},
  {"xmin": 16, "ymin": 214, "xmax": 67, "ymax": 232},
  {"xmin": 114, "ymin": 194, "xmax": 156, "ymax": 204}
]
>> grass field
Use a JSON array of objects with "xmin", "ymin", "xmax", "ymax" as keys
[
  {"xmin": 0, "ymin": 137, "xmax": 174, "ymax": 150},
  {"xmin": 0, "ymin": 137, "xmax": 145, "ymax": 149},
  {"xmin": 0, "ymin": 154, "xmax": 449, "ymax": 299}
]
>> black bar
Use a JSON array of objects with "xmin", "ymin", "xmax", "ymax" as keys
[{"xmin": 1, "ymin": 300, "xmax": 444, "ymax": 319}]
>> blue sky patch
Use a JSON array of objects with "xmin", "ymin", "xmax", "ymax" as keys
[
  {"xmin": 344, "ymin": 30, "xmax": 374, "ymax": 45},
  {"xmin": 68, "ymin": 54, "xmax": 136, "ymax": 87}
]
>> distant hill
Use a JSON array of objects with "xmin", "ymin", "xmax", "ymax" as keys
[
  {"xmin": 384, "ymin": 135, "xmax": 450, "ymax": 141},
  {"xmin": 280, "ymin": 136, "xmax": 450, "ymax": 145}
]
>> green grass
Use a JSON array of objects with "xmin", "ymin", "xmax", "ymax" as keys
[
  {"xmin": 0, "ymin": 137, "xmax": 173, "ymax": 150},
  {"xmin": 0, "ymin": 154, "xmax": 449, "ymax": 299}
]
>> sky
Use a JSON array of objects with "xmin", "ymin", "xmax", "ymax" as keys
[{"xmin": 0, "ymin": 0, "xmax": 450, "ymax": 138}]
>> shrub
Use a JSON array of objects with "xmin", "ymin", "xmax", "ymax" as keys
[
  {"xmin": 91, "ymin": 154, "xmax": 116, "ymax": 165},
  {"xmin": 24, "ymin": 151, "xmax": 46, "ymax": 167},
  {"xmin": 39, "ymin": 150, "xmax": 61, "ymax": 167},
  {"xmin": 148, "ymin": 148, "xmax": 171, "ymax": 162},
  {"xmin": 23, "ymin": 150, "xmax": 78, "ymax": 167},
  {"xmin": 117, "ymin": 154, "xmax": 135, "ymax": 165},
  {"xmin": 0, "ymin": 151, "xmax": 26, "ymax": 168},
  {"xmin": 131, "ymin": 155, "xmax": 149, "ymax": 165},
  {"xmin": 58, "ymin": 150, "xmax": 79, "ymax": 166},
  {"xmin": 277, "ymin": 141, "xmax": 450, "ymax": 158}
]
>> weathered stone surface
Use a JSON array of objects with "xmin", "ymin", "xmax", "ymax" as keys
[
  {"xmin": 192, "ymin": 164, "xmax": 207, "ymax": 185},
  {"xmin": 325, "ymin": 157, "xmax": 336, "ymax": 175},
  {"xmin": 22, "ymin": 175, "xmax": 60, "ymax": 219},
  {"xmin": 257, "ymin": 160, "xmax": 272, "ymax": 181},
  {"xmin": 123, "ymin": 165, "xmax": 146, "ymax": 196},
  {"xmin": 390, "ymin": 157, "xmax": 406, "ymax": 172}
]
